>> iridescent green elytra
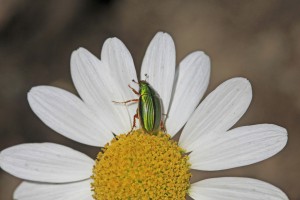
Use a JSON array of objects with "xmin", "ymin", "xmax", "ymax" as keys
[
  {"xmin": 138, "ymin": 80, "xmax": 162, "ymax": 133},
  {"xmin": 113, "ymin": 79, "xmax": 164, "ymax": 133}
]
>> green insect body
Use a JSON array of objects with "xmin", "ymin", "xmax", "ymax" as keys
[
  {"xmin": 113, "ymin": 80, "xmax": 164, "ymax": 133},
  {"xmin": 138, "ymin": 81, "xmax": 162, "ymax": 133}
]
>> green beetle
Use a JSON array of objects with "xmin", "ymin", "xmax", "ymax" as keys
[
  {"xmin": 137, "ymin": 80, "xmax": 163, "ymax": 132},
  {"xmin": 113, "ymin": 79, "xmax": 164, "ymax": 133}
]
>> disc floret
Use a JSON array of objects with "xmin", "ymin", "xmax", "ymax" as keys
[{"xmin": 92, "ymin": 129, "xmax": 191, "ymax": 199}]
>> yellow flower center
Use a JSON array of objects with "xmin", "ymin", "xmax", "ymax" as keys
[{"xmin": 91, "ymin": 129, "xmax": 191, "ymax": 199}]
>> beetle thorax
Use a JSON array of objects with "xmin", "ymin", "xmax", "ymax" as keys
[{"xmin": 139, "ymin": 82, "xmax": 152, "ymax": 96}]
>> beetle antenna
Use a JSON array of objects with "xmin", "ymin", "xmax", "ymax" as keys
[
  {"xmin": 144, "ymin": 74, "xmax": 149, "ymax": 82},
  {"xmin": 132, "ymin": 79, "xmax": 138, "ymax": 84}
]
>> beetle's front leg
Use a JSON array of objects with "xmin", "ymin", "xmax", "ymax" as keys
[
  {"xmin": 128, "ymin": 84, "xmax": 139, "ymax": 95},
  {"xmin": 112, "ymin": 99, "xmax": 139, "ymax": 104}
]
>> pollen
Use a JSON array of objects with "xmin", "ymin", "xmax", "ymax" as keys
[{"xmin": 91, "ymin": 129, "xmax": 191, "ymax": 199}]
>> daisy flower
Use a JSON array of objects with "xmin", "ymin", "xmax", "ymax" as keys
[{"xmin": 0, "ymin": 32, "xmax": 288, "ymax": 200}]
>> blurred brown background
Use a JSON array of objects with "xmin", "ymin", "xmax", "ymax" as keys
[{"xmin": 0, "ymin": 0, "xmax": 300, "ymax": 199}]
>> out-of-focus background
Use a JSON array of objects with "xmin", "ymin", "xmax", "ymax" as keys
[{"xmin": 0, "ymin": 0, "xmax": 299, "ymax": 199}]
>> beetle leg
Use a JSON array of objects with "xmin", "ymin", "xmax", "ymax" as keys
[
  {"xmin": 160, "ymin": 120, "xmax": 166, "ymax": 132},
  {"xmin": 130, "ymin": 111, "xmax": 139, "ymax": 132},
  {"xmin": 112, "ymin": 99, "xmax": 139, "ymax": 104},
  {"xmin": 128, "ymin": 84, "xmax": 139, "ymax": 95}
]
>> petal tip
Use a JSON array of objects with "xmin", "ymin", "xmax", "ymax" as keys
[
  {"xmin": 0, "ymin": 151, "xmax": 4, "ymax": 168},
  {"xmin": 155, "ymin": 31, "xmax": 168, "ymax": 36},
  {"xmin": 71, "ymin": 47, "xmax": 87, "ymax": 60},
  {"xmin": 28, "ymin": 86, "xmax": 48, "ymax": 96},
  {"xmin": 27, "ymin": 86, "xmax": 40, "ymax": 97},
  {"xmin": 231, "ymin": 77, "xmax": 251, "ymax": 85},
  {"xmin": 103, "ymin": 37, "xmax": 121, "ymax": 46},
  {"xmin": 278, "ymin": 125, "xmax": 288, "ymax": 148},
  {"xmin": 193, "ymin": 50, "xmax": 209, "ymax": 57},
  {"xmin": 153, "ymin": 31, "xmax": 174, "ymax": 43},
  {"xmin": 231, "ymin": 77, "xmax": 252, "ymax": 98}
]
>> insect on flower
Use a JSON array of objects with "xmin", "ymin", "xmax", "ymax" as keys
[
  {"xmin": 0, "ymin": 32, "xmax": 289, "ymax": 200},
  {"xmin": 113, "ymin": 75, "xmax": 165, "ymax": 133}
]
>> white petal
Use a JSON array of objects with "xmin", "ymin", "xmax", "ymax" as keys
[
  {"xmin": 14, "ymin": 179, "xmax": 93, "ymax": 200},
  {"xmin": 140, "ymin": 32, "xmax": 176, "ymax": 115},
  {"xmin": 189, "ymin": 177, "xmax": 289, "ymax": 200},
  {"xmin": 166, "ymin": 51, "xmax": 210, "ymax": 137},
  {"xmin": 71, "ymin": 48, "xmax": 131, "ymax": 134},
  {"xmin": 28, "ymin": 86, "xmax": 113, "ymax": 147},
  {"xmin": 101, "ymin": 37, "xmax": 138, "ymax": 130},
  {"xmin": 189, "ymin": 124, "xmax": 288, "ymax": 171},
  {"xmin": 0, "ymin": 143, "xmax": 94, "ymax": 183},
  {"xmin": 179, "ymin": 78, "xmax": 252, "ymax": 152}
]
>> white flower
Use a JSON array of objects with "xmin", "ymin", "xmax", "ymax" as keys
[{"xmin": 0, "ymin": 32, "xmax": 288, "ymax": 200}]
